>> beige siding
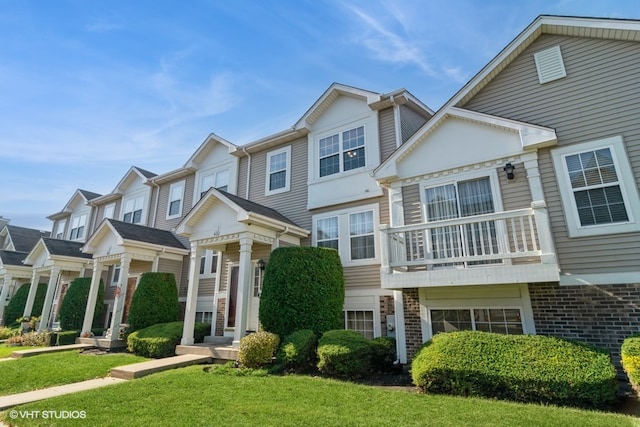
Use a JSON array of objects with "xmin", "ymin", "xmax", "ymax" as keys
[
  {"xmin": 402, "ymin": 184, "xmax": 422, "ymax": 225},
  {"xmin": 462, "ymin": 35, "xmax": 640, "ymax": 275},
  {"xmin": 158, "ymin": 258, "xmax": 183, "ymax": 289},
  {"xmin": 497, "ymin": 163, "xmax": 531, "ymax": 211},
  {"xmin": 378, "ymin": 107, "xmax": 397, "ymax": 162},
  {"xmin": 400, "ymin": 104, "xmax": 430, "ymax": 144},
  {"xmin": 178, "ymin": 255, "xmax": 190, "ymax": 298},
  {"xmin": 153, "ymin": 173, "xmax": 196, "ymax": 231}
]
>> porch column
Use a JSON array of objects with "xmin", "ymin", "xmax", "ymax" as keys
[
  {"xmin": 23, "ymin": 270, "xmax": 42, "ymax": 318},
  {"xmin": 108, "ymin": 254, "xmax": 132, "ymax": 341},
  {"xmin": 393, "ymin": 290, "xmax": 408, "ymax": 364},
  {"xmin": 0, "ymin": 273, "xmax": 13, "ymax": 325},
  {"xmin": 233, "ymin": 235, "xmax": 253, "ymax": 347},
  {"xmin": 81, "ymin": 260, "xmax": 104, "ymax": 336},
  {"xmin": 38, "ymin": 266, "xmax": 61, "ymax": 331},
  {"xmin": 181, "ymin": 243, "xmax": 203, "ymax": 345}
]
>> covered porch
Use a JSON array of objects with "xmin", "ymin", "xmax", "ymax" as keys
[{"xmin": 0, "ymin": 250, "xmax": 32, "ymax": 325}]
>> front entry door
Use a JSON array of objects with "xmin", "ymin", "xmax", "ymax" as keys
[
  {"xmin": 123, "ymin": 277, "xmax": 137, "ymax": 322},
  {"xmin": 246, "ymin": 265, "xmax": 262, "ymax": 332},
  {"xmin": 226, "ymin": 266, "xmax": 238, "ymax": 328}
]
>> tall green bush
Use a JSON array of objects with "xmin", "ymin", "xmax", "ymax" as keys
[
  {"xmin": 259, "ymin": 247, "xmax": 344, "ymax": 337},
  {"xmin": 3, "ymin": 283, "xmax": 47, "ymax": 326},
  {"xmin": 317, "ymin": 330, "xmax": 371, "ymax": 378},
  {"xmin": 411, "ymin": 331, "xmax": 617, "ymax": 408},
  {"xmin": 127, "ymin": 272, "xmax": 179, "ymax": 331},
  {"xmin": 59, "ymin": 277, "xmax": 104, "ymax": 330},
  {"xmin": 278, "ymin": 329, "xmax": 318, "ymax": 372},
  {"xmin": 621, "ymin": 334, "xmax": 640, "ymax": 394}
]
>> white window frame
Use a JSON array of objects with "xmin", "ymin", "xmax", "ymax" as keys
[
  {"xmin": 552, "ymin": 136, "xmax": 640, "ymax": 238},
  {"xmin": 199, "ymin": 250, "xmax": 219, "ymax": 278},
  {"xmin": 111, "ymin": 265, "xmax": 121, "ymax": 287},
  {"xmin": 122, "ymin": 195, "xmax": 145, "ymax": 225},
  {"xmin": 69, "ymin": 214, "xmax": 87, "ymax": 241},
  {"xmin": 428, "ymin": 306, "xmax": 524, "ymax": 336},
  {"xmin": 343, "ymin": 309, "xmax": 375, "ymax": 339},
  {"xmin": 265, "ymin": 146, "xmax": 291, "ymax": 196},
  {"xmin": 312, "ymin": 203, "xmax": 380, "ymax": 267},
  {"xmin": 166, "ymin": 181, "xmax": 185, "ymax": 220},
  {"xmin": 316, "ymin": 124, "xmax": 366, "ymax": 179},
  {"xmin": 103, "ymin": 203, "xmax": 115, "ymax": 220},
  {"xmin": 199, "ymin": 169, "xmax": 230, "ymax": 199},
  {"xmin": 55, "ymin": 219, "xmax": 66, "ymax": 239}
]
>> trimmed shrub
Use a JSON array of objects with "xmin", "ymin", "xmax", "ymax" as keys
[
  {"xmin": 21, "ymin": 331, "xmax": 54, "ymax": 347},
  {"xmin": 0, "ymin": 326, "xmax": 18, "ymax": 340},
  {"xmin": 411, "ymin": 331, "xmax": 617, "ymax": 408},
  {"xmin": 259, "ymin": 247, "xmax": 344, "ymax": 338},
  {"xmin": 622, "ymin": 334, "xmax": 640, "ymax": 394},
  {"xmin": 277, "ymin": 329, "xmax": 317, "ymax": 372},
  {"xmin": 3, "ymin": 283, "xmax": 47, "ymax": 326},
  {"xmin": 127, "ymin": 272, "xmax": 179, "ymax": 331},
  {"xmin": 317, "ymin": 330, "xmax": 371, "ymax": 378},
  {"xmin": 56, "ymin": 330, "xmax": 81, "ymax": 346},
  {"xmin": 127, "ymin": 321, "xmax": 209, "ymax": 358},
  {"xmin": 59, "ymin": 277, "xmax": 104, "ymax": 331},
  {"xmin": 238, "ymin": 331, "xmax": 280, "ymax": 369},
  {"xmin": 370, "ymin": 336, "xmax": 397, "ymax": 372}
]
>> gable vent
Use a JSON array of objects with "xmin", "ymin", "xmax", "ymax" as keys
[{"xmin": 533, "ymin": 46, "xmax": 567, "ymax": 84}]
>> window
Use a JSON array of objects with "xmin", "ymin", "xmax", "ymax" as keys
[
  {"xmin": 199, "ymin": 250, "xmax": 218, "ymax": 277},
  {"xmin": 69, "ymin": 215, "xmax": 86, "ymax": 240},
  {"xmin": 266, "ymin": 146, "xmax": 291, "ymax": 195},
  {"xmin": 344, "ymin": 310, "xmax": 374, "ymax": 339},
  {"xmin": 253, "ymin": 264, "xmax": 264, "ymax": 297},
  {"xmin": 103, "ymin": 203, "xmax": 115, "ymax": 220},
  {"xmin": 313, "ymin": 204, "xmax": 379, "ymax": 265},
  {"xmin": 430, "ymin": 308, "xmax": 523, "ymax": 335},
  {"xmin": 167, "ymin": 181, "xmax": 185, "ymax": 219},
  {"xmin": 200, "ymin": 169, "xmax": 229, "ymax": 198},
  {"xmin": 111, "ymin": 265, "xmax": 121, "ymax": 287},
  {"xmin": 195, "ymin": 312, "xmax": 213, "ymax": 324},
  {"xmin": 319, "ymin": 126, "xmax": 365, "ymax": 178},
  {"xmin": 55, "ymin": 220, "xmax": 66, "ymax": 239},
  {"xmin": 122, "ymin": 196, "xmax": 144, "ymax": 224},
  {"xmin": 552, "ymin": 136, "xmax": 640, "ymax": 237}
]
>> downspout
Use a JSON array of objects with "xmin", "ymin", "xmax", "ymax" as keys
[
  {"xmin": 242, "ymin": 147, "xmax": 252, "ymax": 199},
  {"xmin": 390, "ymin": 95, "xmax": 402, "ymax": 148},
  {"xmin": 150, "ymin": 180, "xmax": 160, "ymax": 228}
]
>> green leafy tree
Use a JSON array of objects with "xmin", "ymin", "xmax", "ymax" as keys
[
  {"xmin": 127, "ymin": 272, "xmax": 179, "ymax": 331},
  {"xmin": 59, "ymin": 277, "xmax": 104, "ymax": 330},
  {"xmin": 259, "ymin": 247, "xmax": 344, "ymax": 337}
]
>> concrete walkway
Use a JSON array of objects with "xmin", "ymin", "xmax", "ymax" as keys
[
  {"xmin": 10, "ymin": 344, "xmax": 93, "ymax": 359},
  {"xmin": 111, "ymin": 354, "xmax": 212, "ymax": 379}
]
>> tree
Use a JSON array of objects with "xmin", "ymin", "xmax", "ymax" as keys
[
  {"xmin": 3, "ymin": 283, "xmax": 47, "ymax": 326},
  {"xmin": 58, "ymin": 277, "xmax": 104, "ymax": 330},
  {"xmin": 127, "ymin": 272, "xmax": 179, "ymax": 331}
]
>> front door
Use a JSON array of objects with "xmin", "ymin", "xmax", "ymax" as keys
[
  {"xmin": 226, "ymin": 266, "xmax": 238, "ymax": 328},
  {"xmin": 123, "ymin": 277, "xmax": 137, "ymax": 322},
  {"xmin": 246, "ymin": 264, "xmax": 262, "ymax": 332}
]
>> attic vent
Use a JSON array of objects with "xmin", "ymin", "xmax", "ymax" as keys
[{"xmin": 533, "ymin": 46, "xmax": 566, "ymax": 84}]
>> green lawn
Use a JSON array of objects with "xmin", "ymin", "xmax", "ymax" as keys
[
  {"xmin": 2, "ymin": 365, "xmax": 634, "ymax": 427},
  {"xmin": 0, "ymin": 343, "xmax": 17, "ymax": 358},
  {"xmin": 0, "ymin": 350, "xmax": 147, "ymax": 396}
]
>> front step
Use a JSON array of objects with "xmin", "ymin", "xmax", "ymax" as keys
[
  {"xmin": 175, "ymin": 344, "xmax": 238, "ymax": 362},
  {"xmin": 110, "ymin": 354, "xmax": 212, "ymax": 380}
]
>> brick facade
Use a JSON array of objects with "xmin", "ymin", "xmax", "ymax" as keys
[
  {"xmin": 402, "ymin": 288, "xmax": 423, "ymax": 361},
  {"xmin": 528, "ymin": 282, "xmax": 640, "ymax": 373},
  {"xmin": 378, "ymin": 295, "xmax": 395, "ymax": 337},
  {"xmin": 215, "ymin": 299, "xmax": 226, "ymax": 336}
]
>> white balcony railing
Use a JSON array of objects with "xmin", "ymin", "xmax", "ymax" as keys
[{"xmin": 380, "ymin": 201, "xmax": 557, "ymax": 275}]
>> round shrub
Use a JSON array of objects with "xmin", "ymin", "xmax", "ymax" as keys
[
  {"xmin": 259, "ymin": 247, "xmax": 344, "ymax": 338},
  {"xmin": 238, "ymin": 331, "xmax": 280, "ymax": 369},
  {"xmin": 59, "ymin": 277, "xmax": 104, "ymax": 331},
  {"xmin": 3, "ymin": 283, "xmax": 47, "ymax": 326},
  {"xmin": 411, "ymin": 331, "xmax": 617, "ymax": 408},
  {"xmin": 127, "ymin": 321, "xmax": 210, "ymax": 358},
  {"xmin": 317, "ymin": 330, "xmax": 371, "ymax": 378},
  {"xmin": 127, "ymin": 272, "xmax": 179, "ymax": 331},
  {"xmin": 277, "ymin": 329, "xmax": 317, "ymax": 372},
  {"xmin": 621, "ymin": 334, "xmax": 640, "ymax": 394},
  {"xmin": 370, "ymin": 336, "xmax": 397, "ymax": 372}
]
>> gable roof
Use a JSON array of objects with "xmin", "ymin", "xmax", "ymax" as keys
[
  {"xmin": 90, "ymin": 166, "xmax": 158, "ymax": 204},
  {"xmin": 47, "ymin": 188, "xmax": 102, "ymax": 220},
  {"xmin": 217, "ymin": 190, "xmax": 300, "ymax": 227},
  {"xmin": 106, "ymin": 219, "xmax": 187, "ymax": 250},
  {"xmin": 42, "ymin": 238, "xmax": 93, "ymax": 259},
  {"xmin": 2, "ymin": 225, "xmax": 50, "ymax": 252},
  {"xmin": 0, "ymin": 250, "xmax": 29, "ymax": 267}
]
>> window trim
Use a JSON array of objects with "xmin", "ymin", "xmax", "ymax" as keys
[
  {"xmin": 343, "ymin": 309, "xmax": 375, "ymax": 339},
  {"xmin": 312, "ymin": 203, "xmax": 380, "ymax": 267},
  {"xmin": 198, "ymin": 168, "xmax": 230, "ymax": 199},
  {"xmin": 69, "ymin": 214, "xmax": 87, "ymax": 241},
  {"xmin": 103, "ymin": 203, "xmax": 115, "ymax": 220},
  {"xmin": 265, "ymin": 146, "xmax": 291, "ymax": 196},
  {"xmin": 55, "ymin": 219, "xmax": 66, "ymax": 240},
  {"xmin": 121, "ymin": 194, "xmax": 145, "ymax": 225},
  {"xmin": 199, "ymin": 250, "xmax": 219, "ymax": 279},
  {"xmin": 316, "ymin": 124, "xmax": 367, "ymax": 180},
  {"xmin": 427, "ymin": 306, "xmax": 524, "ymax": 336},
  {"xmin": 552, "ymin": 135, "xmax": 640, "ymax": 237},
  {"xmin": 166, "ymin": 180, "xmax": 186, "ymax": 220},
  {"xmin": 111, "ymin": 265, "xmax": 121, "ymax": 287}
]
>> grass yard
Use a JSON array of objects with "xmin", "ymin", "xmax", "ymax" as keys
[
  {"xmin": 0, "ymin": 350, "xmax": 147, "ymax": 396},
  {"xmin": 2, "ymin": 365, "xmax": 635, "ymax": 427},
  {"xmin": 0, "ymin": 343, "xmax": 17, "ymax": 358}
]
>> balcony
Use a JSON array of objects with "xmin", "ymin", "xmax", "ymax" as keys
[{"xmin": 379, "ymin": 201, "xmax": 559, "ymax": 289}]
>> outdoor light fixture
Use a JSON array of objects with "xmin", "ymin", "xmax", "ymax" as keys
[
  {"xmin": 257, "ymin": 259, "xmax": 266, "ymax": 271},
  {"xmin": 503, "ymin": 163, "xmax": 516, "ymax": 180}
]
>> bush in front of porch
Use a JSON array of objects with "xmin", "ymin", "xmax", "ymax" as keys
[
  {"xmin": 127, "ymin": 272, "xmax": 180, "ymax": 331},
  {"xmin": 127, "ymin": 321, "xmax": 210, "ymax": 358},
  {"xmin": 59, "ymin": 277, "xmax": 104, "ymax": 331},
  {"xmin": 259, "ymin": 247, "xmax": 344, "ymax": 338},
  {"xmin": 2, "ymin": 283, "xmax": 47, "ymax": 327},
  {"xmin": 621, "ymin": 334, "xmax": 640, "ymax": 394}
]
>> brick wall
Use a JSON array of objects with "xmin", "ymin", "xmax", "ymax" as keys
[
  {"xmin": 529, "ymin": 282, "xmax": 640, "ymax": 373},
  {"xmin": 215, "ymin": 299, "xmax": 226, "ymax": 336},
  {"xmin": 402, "ymin": 288, "xmax": 423, "ymax": 361},
  {"xmin": 379, "ymin": 295, "xmax": 395, "ymax": 337}
]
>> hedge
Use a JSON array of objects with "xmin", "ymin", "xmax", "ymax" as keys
[
  {"xmin": 59, "ymin": 277, "xmax": 104, "ymax": 331},
  {"xmin": 411, "ymin": 331, "xmax": 617, "ymax": 408},
  {"xmin": 622, "ymin": 334, "xmax": 640, "ymax": 394},
  {"xmin": 317, "ymin": 330, "xmax": 371, "ymax": 378},
  {"xmin": 277, "ymin": 329, "xmax": 318, "ymax": 372},
  {"xmin": 370, "ymin": 336, "xmax": 397, "ymax": 372},
  {"xmin": 238, "ymin": 331, "xmax": 280, "ymax": 369},
  {"xmin": 56, "ymin": 330, "xmax": 81, "ymax": 346},
  {"xmin": 127, "ymin": 321, "xmax": 210, "ymax": 358},
  {"xmin": 259, "ymin": 247, "xmax": 344, "ymax": 337},
  {"xmin": 3, "ymin": 283, "xmax": 47, "ymax": 326},
  {"xmin": 127, "ymin": 272, "xmax": 179, "ymax": 331}
]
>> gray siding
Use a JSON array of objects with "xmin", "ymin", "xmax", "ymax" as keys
[
  {"xmin": 402, "ymin": 184, "xmax": 422, "ymax": 225},
  {"xmin": 462, "ymin": 34, "xmax": 640, "ymax": 275},
  {"xmin": 378, "ymin": 107, "xmax": 397, "ymax": 162},
  {"xmin": 158, "ymin": 258, "xmax": 183, "ymax": 290},
  {"xmin": 153, "ymin": 173, "xmax": 196, "ymax": 231},
  {"xmin": 497, "ymin": 163, "xmax": 531, "ymax": 211},
  {"xmin": 400, "ymin": 104, "xmax": 430, "ymax": 144}
]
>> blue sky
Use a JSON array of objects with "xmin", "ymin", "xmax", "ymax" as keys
[{"xmin": 2, "ymin": 0, "xmax": 639, "ymax": 230}]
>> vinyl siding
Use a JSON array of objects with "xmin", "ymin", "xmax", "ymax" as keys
[
  {"xmin": 158, "ymin": 258, "xmax": 183, "ymax": 290},
  {"xmin": 400, "ymin": 104, "xmax": 430, "ymax": 144},
  {"xmin": 402, "ymin": 184, "xmax": 423, "ymax": 225},
  {"xmin": 497, "ymin": 163, "xmax": 531, "ymax": 211},
  {"xmin": 154, "ymin": 173, "xmax": 196, "ymax": 231},
  {"xmin": 462, "ymin": 34, "xmax": 640, "ymax": 274},
  {"xmin": 379, "ymin": 107, "xmax": 397, "ymax": 162}
]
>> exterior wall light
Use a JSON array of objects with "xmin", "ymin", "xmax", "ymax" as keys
[
  {"xmin": 257, "ymin": 259, "xmax": 266, "ymax": 271},
  {"xmin": 503, "ymin": 163, "xmax": 516, "ymax": 180}
]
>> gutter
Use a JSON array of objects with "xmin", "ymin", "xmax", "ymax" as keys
[{"xmin": 242, "ymin": 147, "xmax": 252, "ymax": 199}]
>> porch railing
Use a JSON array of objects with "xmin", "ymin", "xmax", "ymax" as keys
[{"xmin": 380, "ymin": 201, "xmax": 555, "ymax": 271}]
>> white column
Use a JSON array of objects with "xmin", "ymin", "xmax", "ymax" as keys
[
  {"xmin": 379, "ymin": 224, "xmax": 391, "ymax": 274},
  {"xmin": 233, "ymin": 235, "xmax": 253, "ymax": 347},
  {"xmin": 181, "ymin": 243, "xmax": 203, "ymax": 346},
  {"xmin": 38, "ymin": 266, "xmax": 61, "ymax": 331},
  {"xmin": 23, "ymin": 270, "xmax": 42, "ymax": 318},
  {"xmin": 108, "ymin": 254, "xmax": 132, "ymax": 341},
  {"xmin": 0, "ymin": 273, "xmax": 13, "ymax": 325},
  {"xmin": 81, "ymin": 260, "xmax": 104, "ymax": 335},
  {"xmin": 393, "ymin": 290, "xmax": 408, "ymax": 364},
  {"xmin": 532, "ymin": 201, "xmax": 558, "ymax": 265}
]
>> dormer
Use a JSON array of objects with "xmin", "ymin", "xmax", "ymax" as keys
[{"xmin": 47, "ymin": 189, "xmax": 101, "ymax": 242}]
